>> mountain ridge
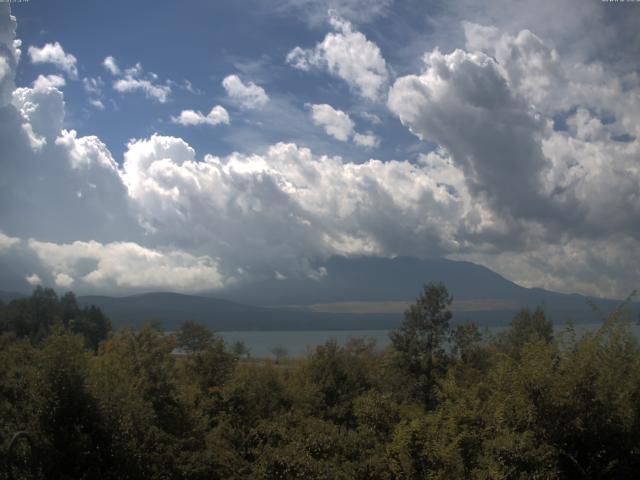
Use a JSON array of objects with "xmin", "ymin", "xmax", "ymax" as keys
[{"xmin": 1, "ymin": 256, "xmax": 636, "ymax": 331}]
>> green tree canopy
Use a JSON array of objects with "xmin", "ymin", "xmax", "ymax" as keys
[{"xmin": 390, "ymin": 282, "xmax": 453, "ymax": 408}]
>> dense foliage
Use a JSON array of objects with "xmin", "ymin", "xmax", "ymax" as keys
[{"xmin": 1, "ymin": 284, "xmax": 640, "ymax": 479}]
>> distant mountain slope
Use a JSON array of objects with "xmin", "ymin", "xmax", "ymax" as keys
[
  {"xmin": 78, "ymin": 292, "xmax": 402, "ymax": 331},
  {"xmin": 6, "ymin": 256, "xmax": 637, "ymax": 331},
  {"xmin": 221, "ymin": 256, "xmax": 524, "ymax": 305},
  {"xmin": 218, "ymin": 256, "xmax": 638, "ymax": 325}
]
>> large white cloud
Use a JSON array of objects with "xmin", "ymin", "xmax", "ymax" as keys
[
  {"xmin": 388, "ymin": 48, "xmax": 549, "ymax": 218},
  {"xmin": 458, "ymin": 25, "xmax": 640, "ymax": 242},
  {"xmin": 0, "ymin": 233, "xmax": 226, "ymax": 294},
  {"xmin": 222, "ymin": 74, "xmax": 269, "ymax": 109},
  {"xmin": 28, "ymin": 239, "xmax": 225, "ymax": 293},
  {"xmin": 462, "ymin": 23, "xmax": 640, "ymax": 138},
  {"xmin": 386, "ymin": 22, "xmax": 640, "ymax": 297},
  {"xmin": 2, "ymin": 63, "xmax": 138, "ymax": 245},
  {"xmin": 446, "ymin": 0, "xmax": 639, "ymax": 78},
  {"xmin": 28, "ymin": 42, "xmax": 78, "ymax": 78},
  {"xmin": 120, "ymin": 136, "xmax": 471, "ymax": 280},
  {"xmin": 286, "ymin": 12, "xmax": 388, "ymax": 101}
]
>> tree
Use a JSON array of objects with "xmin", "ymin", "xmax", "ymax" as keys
[
  {"xmin": 30, "ymin": 287, "xmax": 61, "ymax": 334},
  {"xmin": 2, "ymin": 287, "xmax": 61, "ymax": 342},
  {"xmin": 271, "ymin": 346, "xmax": 288, "ymax": 364},
  {"xmin": 497, "ymin": 307, "xmax": 553, "ymax": 358},
  {"xmin": 390, "ymin": 282, "xmax": 453, "ymax": 408},
  {"xmin": 176, "ymin": 320, "xmax": 215, "ymax": 353},
  {"xmin": 175, "ymin": 321, "xmax": 236, "ymax": 397},
  {"xmin": 60, "ymin": 291, "xmax": 81, "ymax": 328},
  {"xmin": 0, "ymin": 289, "xmax": 110, "ymax": 348},
  {"xmin": 450, "ymin": 322, "xmax": 482, "ymax": 362},
  {"xmin": 188, "ymin": 337, "xmax": 237, "ymax": 394},
  {"xmin": 232, "ymin": 340, "xmax": 250, "ymax": 359},
  {"xmin": 292, "ymin": 339, "xmax": 372, "ymax": 427},
  {"xmin": 31, "ymin": 332, "xmax": 109, "ymax": 478},
  {"xmin": 69, "ymin": 305, "xmax": 111, "ymax": 350}
]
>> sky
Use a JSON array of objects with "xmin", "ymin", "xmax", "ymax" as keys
[{"xmin": 0, "ymin": 0, "xmax": 639, "ymax": 299}]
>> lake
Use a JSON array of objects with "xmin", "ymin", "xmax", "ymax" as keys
[{"xmin": 219, "ymin": 322, "xmax": 640, "ymax": 358}]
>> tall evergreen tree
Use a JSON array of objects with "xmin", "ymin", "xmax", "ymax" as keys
[{"xmin": 390, "ymin": 282, "xmax": 452, "ymax": 408}]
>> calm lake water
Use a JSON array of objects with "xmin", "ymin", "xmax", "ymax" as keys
[{"xmin": 219, "ymin": 322, "xmax": 640, "ymax": 358}]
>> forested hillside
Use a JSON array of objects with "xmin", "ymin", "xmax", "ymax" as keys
[{"xmin": 1, "ymin": 285, "xmax": 639, "ymax": 479}]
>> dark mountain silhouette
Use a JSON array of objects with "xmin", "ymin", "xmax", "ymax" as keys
[{"xmin": 1, "ymin": 256, "xmax": 636, "ymax": 331}]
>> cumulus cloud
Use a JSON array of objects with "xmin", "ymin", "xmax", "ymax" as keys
[
  {"xmin": 28, "ymin": 42, "xmax": 78, "ymax": 78},
  {"xmin": 353, "ymin": 131, "xmax": 379, "ymax": 148},
  {"xmin": 32, "ymin": 74, "xmax": 65, "ymax": 90},
  {"xmin": 462, "ymin": 22, "xmax": 640, "ymax": 140},
  {"xmin": 114, "ymin": 76, "xmax": 170, "ymax": 103},
  {"xmin": 25, "ymin": 273, "xmax": 41, "ymax": 286},
  {"xmin": 465, "ymin": 25, "xmax": 640, "ymax": 241},
  {"xmin": 440, "ymin": 25, "xmax": 638, "ymax": 239},
  {"xmin": 222, "ymin": 74, "xmax": 269, "ymax": 109},
  {"xmin": 171, "ymin": 105, "xmax": 230, "ymax": 127},
  {"xmin": 27, "ymin": 239, "xmax": 225, "ymax": 294},
  {"xmin": 3, "ymin": 74, "xmax": 138, "ymax": 244},
  {"xmin": 12, "ymin": 82, "xmax": 65, "ymax": 143},
  {"xmin": 309, "ymin": 103, "xmax": 353, "ymax": 141},
  {"xmin": 102, "ymin": 55, "xmax": 120, "ymax": 75},
  {"xmin": 54, "ymin": 272, "xmax": 74, "ymax": 288},
  {"xmin": 106, "ymin": 58, "xmax": 171, "ymax": 103},
  {"xmin": 0, "ymin": 232, "xmax": 226, "ymax": 295},
  {"xmin": 286, "ymin": 12, "xmax": 388, "ymax": 100},
  {"xmin": 446, "ymin": 0, "xmax": 639, "ymax": 77},
  {"xmin": 387, "ymin": 23, "xmax": 640, "ymax": 296},
  {"xmin": 0, "ymin": 56, "xmax": 10, "ymax": 90},
  {"xmin": 0, "ymin": 5, "xmax": 20, "ymax": 107},
  {"xmin": 359, "ymin": 111, "xmax": 382, "ymax": 124},
  {"xmin": 89, "ymin": 99, "xmax": 104, "ymax": 110},
  {"xmin": 309, "ymin": 103, "xmax": 380, "ymax": 148},
  {"xmin": 0, "ymin": 232, "xmax": 19, "ymax": 253},
  {"xmin": 388, "ymin": 48, "xmax": 549, "ymax": 219},
  {"xmin": 120, "ymin": 136, "xmax": 468, "ymax": 279}
]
